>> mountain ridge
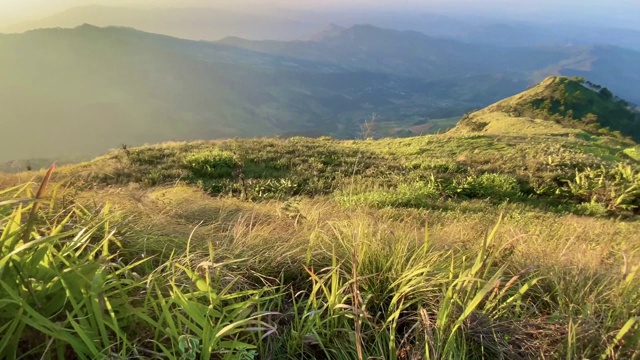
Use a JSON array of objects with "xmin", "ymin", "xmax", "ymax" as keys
[
  {"xmin": 2, "ymin": 5, "xmax": 321, "ymax": 41},
  {"xmin": 453, "ymin": 76, "xmax": 640, "ymax": 141}
]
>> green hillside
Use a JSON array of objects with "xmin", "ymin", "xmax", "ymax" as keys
[
  {"xmin": 455, "ymin": 76, "xmax": 640, "ymax": 141},
  {"xmin": 2, "ymin": 122, "xmax": 639, "ymax": 358}
]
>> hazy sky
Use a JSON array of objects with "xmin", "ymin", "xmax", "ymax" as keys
[{"xmin": 1, "ymin": 0, "xmax": 639, "ymax": 29}]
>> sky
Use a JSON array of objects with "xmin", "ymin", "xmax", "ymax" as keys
[{"xmin": 1, "ymin": 0, "xmax": 639, "ymax": 29}]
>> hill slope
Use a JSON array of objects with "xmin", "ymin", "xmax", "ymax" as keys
[
  {"xmin": 1, "ymin": 119, "xmax": 639, "ymax": 358},
  {"xmin": 1, "ymin": 136, "xmax": 638, "ymax": 359},
  {"xmin": 454, "ymin": 76, "xmax": 640, "ymax": 140}
]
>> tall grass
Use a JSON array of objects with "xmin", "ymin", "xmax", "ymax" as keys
[{"xmin": 0, "ymin": 173, "xmax": 638, "ymax": 359}]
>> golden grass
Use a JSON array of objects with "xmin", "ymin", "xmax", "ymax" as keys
[{"xmin": 70, "ymin": 183, "xmax": 640, "ymax": 276}]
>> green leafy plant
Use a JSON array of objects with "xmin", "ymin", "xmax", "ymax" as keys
[{"xmin": 184, "ymin": 149, "xmax": 239, "ymax": 179}]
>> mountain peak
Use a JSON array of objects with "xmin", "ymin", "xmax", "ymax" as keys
[
  {"xmin": 309, "ymin": 23, "xmax": 346, "ymax": 41},
  {"xmin": 76, "ymin": 23, "xmax": 99, "ymax": 29},
  {"xmin": 453, "ymin": 76, "xmax": 640, "ymax": 141}
]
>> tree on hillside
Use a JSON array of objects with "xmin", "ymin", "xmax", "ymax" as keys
[
  {"xmin": 572, "ymin": 76, "xmax": 586, "ymax": 83},
  {"xmin": 599, "ymin": 87, "xmax": 613, "ymax": 100}
]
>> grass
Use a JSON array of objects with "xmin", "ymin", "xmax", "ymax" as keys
[
  {"xmin": 10, "ymin": 130, "xmax": 632, "ymax": 216},
  {"xmin": 1, "ymin": 169, "xmax": 639, "ymax": 359},
  {"xmin": 1, "ymin": 122, "xmax": 639, "ymax": 359},
  {"xmin": 455, "ymin": 76, "xmax": 640, "ymax": 142}
]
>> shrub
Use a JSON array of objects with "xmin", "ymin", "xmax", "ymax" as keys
[
  {"xmin": 573, "ymin": 200, "xmax": 609, "ymax": 216},
  {"xmin": 184, "ymin": 150, "xmax": 239, "ymax": 179},
  {"xmin": 338, "ymin": 178, "xmax": 442, "ymax": 208},
  {"xmin": 560, "ymin": 165, "xmax": 640, "ymax": 213},
  {"xmin": 454, "ymin": 173, "xmax": 521, "ymax": 200}
]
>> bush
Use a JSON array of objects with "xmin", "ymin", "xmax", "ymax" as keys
[
  {"xmin": 184, "ymin": 149, "xmax": 239, "ymax": 179},
  {"xmin": 573, "ymin": 201, "xmax": 609, "ymax": 216},
  {"xmin": 560, "ymin": 165, "xmax": 640, "ymax": 213},
  {"xmin": 454, "ymin": 173, "xmax": 521, "ymax": 200},
  {"xmin": 338, "ymin": 179, "xmax": 441, "ymax": 208}
]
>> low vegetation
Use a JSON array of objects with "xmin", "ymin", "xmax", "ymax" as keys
[
  {"xmin": 35, "ymin": 130, "xmax": 635, "ymax": 217},
  {"xmin": 1, "ymin": 78, "xmax": 639, "ymax": 358},
  {"xmin": 1, "ymin": 163, "xmax": 639, "ymax": 359}
]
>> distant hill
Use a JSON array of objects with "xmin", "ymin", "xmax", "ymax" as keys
[
  {"xmin": 454, "ymin": 76, "xmax": 640, "ymax": 141},
  {"xmin": 219, "ymin": 24, "xmax": 572, "ymax": 79},
  {"xmin": 2, "ymin": 24, "xmax": 640, "ymax": 163},
  {"xmin": 2, "ymin": 5, "xmax": 321, "ymax": 41},
  {"xmin": 0, "ymin": 25, "xmax": 527, "ymax": 162},
  {"xmin": 309, "ymin": 23, "xmax": 346, "ymax": 41},
  {"xmin": 220, "ymin": 25, "xmax": 640, "ymax": 104},
  {"xmin": 6, "ymin": 5, "xmax": 640, "ymax": 51}
]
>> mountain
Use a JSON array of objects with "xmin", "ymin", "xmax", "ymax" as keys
[
  {"xmin": 0, "ymin": 25, "xmax": 338, "ymax": 162},
  {"xmin": 0, "ymin": 24, "xmax": 524, "ymax": 163},
  {"xmin": 2, "ymin": 5, "xmax": 322, "ymax": 41},
  {"xmin": 220, "ymin": 25, "xmax": 640, "ymax": 104},
  {"xmin": 309, "ymin": 23, "xmax": 346, "ymax": 41},
  {"xmin": 7, "ymin": 5, "xmax": 640, "ymax": 51},
  {"xmin": 2, "ymin": 24, "xmax": 640, "ymax": 164},
  {"xmin": 444, "ymin": 23, "xmax": 640, "ymax": 51},
  {"xmin": 453, "ymin": 76, "xmax": 640, "ymax": 140},
  {"xmin": 219, "ymin": 24, "xmax": 572, "ymax": 79}
]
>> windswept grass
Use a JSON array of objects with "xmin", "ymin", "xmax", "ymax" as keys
[{"xmin": 1, "ymin": 171, "xmax": 638, "ymax": 359}]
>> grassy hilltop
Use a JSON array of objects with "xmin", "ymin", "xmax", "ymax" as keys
[
  {"xmin": 455, "ymin": 76, "xmax": 640, "ymax": 140},
  {"xmin": 0, "ymin": 77, "xmax": 639, "ymax": 359}
]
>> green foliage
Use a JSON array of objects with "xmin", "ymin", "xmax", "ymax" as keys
[
  {"xmin": 339, "ymin": 179, "xmax": 442, "ymax": 208},
  {"xmin": 624, "ymin": 146, "xmax": 640, "ymax": 161},
  {"xmin": 1, "ymin": 176, "xmax": 639, "ymax": 359},
  {"xmin": 455, "ymin": 173, "xmax": 521, "ymax": 199},
  {"xmin": 184, "ymin": 150, "xmax": 239, "ymax": 179},
  {"xmin": 5, "ymin": 184, "xmax": 640, "ymax": 359},
  {"xmin": 340, "ymin": 173, "xmax": 521, "ymax": 209},
  {"xmin": 64, "ymin": 130, "xmax": 637, "ymax": 217},
  {"xmin": 503, "ymin": 77, "xmax": 640, "ymax": 141},
  {"xmin": 0, "ymin": 183, "xmax": 277, "ymax": 359},
  {"xmin": 559, "ymin": 164, "xmax": 640, "ymax": 214},
  {"xmin": 599, "ymin": 87, "xmax": 613, "ymax": 101},
  {"xmin": 573, "ymin": 200, "xmax": 609, "ymax": 216}
]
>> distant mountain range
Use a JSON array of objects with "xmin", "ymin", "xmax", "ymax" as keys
[
  {"xmin": 1, "ymin": 24, "xmax": 639, "ymax": 163},
  {"xmin": 5, "ymin": 5, "xmax": 640, "ymax": 51},
  {"xmin": 1, "ymin": 5, "xmax": 322, "ymax": 41}
]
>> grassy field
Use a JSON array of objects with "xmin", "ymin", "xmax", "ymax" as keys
[{"xmin": 1, "ymin": 130, "xmax": 639, "ymax": 359}]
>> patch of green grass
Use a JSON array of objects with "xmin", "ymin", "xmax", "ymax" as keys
[
  {"xmin": 11, "ymin": 130, "xmax": 636, "ymax": 217},
  {"xmin": 624, "ymin": 146, "xmax": 640, "ymax": 161}
]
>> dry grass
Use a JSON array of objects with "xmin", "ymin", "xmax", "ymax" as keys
[{"xmin": 72, "ymin": 184, "xmax": 640, "ymax": 276}]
